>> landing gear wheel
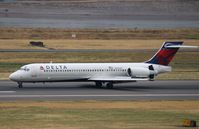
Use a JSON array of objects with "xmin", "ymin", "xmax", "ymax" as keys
[
  {"xmin": 106, "ymin": 82, "xmax": 113, "ymax": 89},
  {"xmin": 17, "ymin": 82, "xmax": 23, "ymax": 88},
  {"xmin": 95, "ymin": 82, "xmax": 102, "ymax": 88}
]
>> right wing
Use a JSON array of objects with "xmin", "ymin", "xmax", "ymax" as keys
[{"xmin": 88, "ymin": 76, "xmax": 149, "ymax": 82}]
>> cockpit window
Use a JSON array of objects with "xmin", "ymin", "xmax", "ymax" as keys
[{"xmin": 20, "ymin": 66, "xmax": 30, "ymax": 71}]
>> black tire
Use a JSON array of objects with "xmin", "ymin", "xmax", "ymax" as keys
[
  {"xmin": 106, "ymin": 82, "xmax": 113, "ymax": 89},
  {"xmin": 18, "ymin": 82, "xmax": 23, "ymax": 88},
  {"xmin": 95, "ymin": 82, "xmax": 102, "ymax": 88}
]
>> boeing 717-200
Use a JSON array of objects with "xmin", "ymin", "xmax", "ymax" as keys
[{"xmin": 9, "ymin": 41, "xmax": 197, "ymax": 88}]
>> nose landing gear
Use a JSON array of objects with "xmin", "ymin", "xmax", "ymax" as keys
[{"xmin": 17, "ymin": 82, "xmax": 23, "ymax": 88}]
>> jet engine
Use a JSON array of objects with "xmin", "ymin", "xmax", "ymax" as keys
[{"xmin": 127, "ymin": 65, "xmax": 156, "ymax": 80}]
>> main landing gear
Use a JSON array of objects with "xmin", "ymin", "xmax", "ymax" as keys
[
  {"xmin": 95, "ymin": 82, "xmax": 114, "ymax": 89},
  {"xmin": 17, "ymin": 82, "xmax": 23, "ymax": 88},
  {"xmin": 95, "ymin": 82, "xmax": 103, "ymax": 88},
  {"xmin": 106, "ymin": 82, "xmax": 113, "ymax": 89}
]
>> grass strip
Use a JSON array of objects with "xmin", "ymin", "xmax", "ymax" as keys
[
  {"xmin": 0, "ymin": 100, "xmax": 198, "ymax": 129},
  {"xmin": 1, "ymin": 27, "xmax": 199, "ymax": 40},
  {"xmin": 0, "ymin": 39, "xmax": 198, "ymax": 50}
]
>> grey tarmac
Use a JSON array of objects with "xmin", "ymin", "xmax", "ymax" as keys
[
  {"xmin": 0, "ymin": 80, "xmax": 198, "ymax": 101},
  {"xmin": 0, "ymin": 1, "xmax": 199, "ymax": 29}
]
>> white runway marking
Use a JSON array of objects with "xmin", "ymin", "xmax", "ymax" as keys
[
  {"xmin": 0, "ymin": 94, "xmax": 199, "ymax": 98},
  {"xmin": 0, "ymin": 91, "xmax": 16, "ymax": 93}
]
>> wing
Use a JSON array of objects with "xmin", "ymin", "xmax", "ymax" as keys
[{"xmin": 88, "ymin": 76, "xmax": 149, "ymax": 81}]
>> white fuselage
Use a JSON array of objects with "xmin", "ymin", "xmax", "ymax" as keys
[{"xmin": 9, "ymin": 62, "xmax": 171, "ymax": 83}]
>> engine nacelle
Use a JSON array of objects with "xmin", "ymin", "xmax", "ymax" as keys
[{"xmin": 127, "ymin": 67, "xmax": 153, "ymax": 78}]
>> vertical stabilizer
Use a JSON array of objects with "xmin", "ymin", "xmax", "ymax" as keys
[{"xmin": 146, "ymin": 41, "xmax": 183, "ymax": 66}]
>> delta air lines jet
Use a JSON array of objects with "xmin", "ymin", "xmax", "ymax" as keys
[{"xmin": 9, "ymin": 41, "xmax": 196, "ymax": 88}]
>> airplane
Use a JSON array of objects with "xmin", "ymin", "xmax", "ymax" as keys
[{"xmin": 9, "ymin": 41, "xmax": 197, "ymax": 88}]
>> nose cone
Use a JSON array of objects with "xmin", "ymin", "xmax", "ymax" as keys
[{"xmin": 9, "ymin": 72, "xmax": 19, "ymax": 81}]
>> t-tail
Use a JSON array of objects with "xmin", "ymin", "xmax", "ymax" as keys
[{"xmin": 146, "ymin": 41, "xmax": 183, "ymax": 66}]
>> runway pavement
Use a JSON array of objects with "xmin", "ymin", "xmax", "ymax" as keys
[
  {"xmin": 0, "ymin": 80, "xmax": 198, "ymax": 101},
  {"xmin": 1, "ymin": 1, "xmax": 199, "ymax": 29}
]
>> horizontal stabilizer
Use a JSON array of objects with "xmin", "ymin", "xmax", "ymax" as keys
[{"xmin": 165, "ymin": 45, "xmax": 198, "ymax": 48}]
